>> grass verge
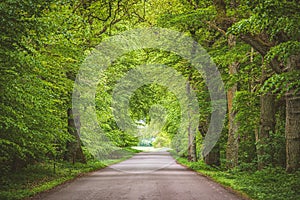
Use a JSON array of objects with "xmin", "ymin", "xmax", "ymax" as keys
[
  {"xmin": 0, "ymin": 147, "xmax": 141, "ymax": 200},
  {"xmin": 172, "ymin": 153, "xmax": 300, "ymax": 200}
]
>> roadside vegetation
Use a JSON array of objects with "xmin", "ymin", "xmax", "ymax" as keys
[
  {"xmin": 1, "ymin": 1, "xmax": 299, "ymax": 199},
  {"xmin": 0, "ymin": 148, "xmax": 140, "ymax": 200},
  {"xmin": 175, "ymin": 154, "xmax": 300, "ymax": 200}
]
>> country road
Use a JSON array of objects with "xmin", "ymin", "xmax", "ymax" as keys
[{"xmin": 32, "ymin": 150, "xmax": 244, "ymax": 200}]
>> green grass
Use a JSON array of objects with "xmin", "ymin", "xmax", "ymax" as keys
[
  {"xmin": 174, "ymin": 155, "xmax": 300, "ymax": 200},
  {"xmin": 0, "ymin": 147, "xmax": 141, "ymax": 200}
]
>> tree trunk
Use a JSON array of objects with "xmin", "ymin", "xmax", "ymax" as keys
[
  {"xmin": 188, "ymin": 129, "xmax": 197, "ymax": 162},
  {"xmin": 257, "ymin": 93, "xmax": 275, "ymax": 169},
  {"xmin": 285, "ymin": 55, "xmax": 300, "ymax": 172},
  {"xmin": 65, "ymin": 108, "xmax": 86, "ymax": 164},
  {"xmin": 187, "ymin": 80, "xmax": 197, "ymax": 162},
  {"xmin": 226, "ymin": 34, "xmax": 239, "ymax": 168},
  {"xmin": 187, "ymin": 30, "xmax": 198, "ymax": 162},
  {"xmin": 198, "ymin": 106, "xmax": 220, "ymax": 166},
  {"xmin": 65, "ymin": 71, "xmax": 86, "ymax": 164},
  {"xmin": 205, "ymin": 143, "xmax": 220, "ymax": 166},
  {"xmin": 285, "ymin": 90, "xmax": 300, "ymax": 172},
  {"xmin": 226, "ymin": 105, "xmax": 239, "ymax": 168}
]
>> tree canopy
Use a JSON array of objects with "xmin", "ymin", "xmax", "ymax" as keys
[{"xmin": 1, "ymin": 0, "xmax": 300, "ymax": 182}]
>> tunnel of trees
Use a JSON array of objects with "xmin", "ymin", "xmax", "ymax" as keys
[{"xmin": 0, "ymin": 0, "xmax": 300, "ymax": 198}]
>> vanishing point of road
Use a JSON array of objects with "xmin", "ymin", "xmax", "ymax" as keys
[{"xmin": 33, "ymin": 149, "xmax": 245, "ymax": 200}]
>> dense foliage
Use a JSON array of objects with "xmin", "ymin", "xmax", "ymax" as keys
[{"xmin": 1, "ymin": 0, "xmax": 299, "ymax": 199}]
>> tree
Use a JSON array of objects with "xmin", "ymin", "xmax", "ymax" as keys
[
  {"xmin": 229, "ymin": 0, "xmax": 300, "ymax": 172},
  {"xmin": 257, "ymin": 68, "xmax": 276, "ymax": 169},
  {"xmin": 226, "ymin": 34, "xmax": 240, "ymax": 168},
  {"xmin": 0, "ymin": 0, "xmax": 70, "ymax": 172}
]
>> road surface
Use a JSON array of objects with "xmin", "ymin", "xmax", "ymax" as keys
[{"xmin": 33, "ymin": 150, "xmax": 244, "ymax": 200}]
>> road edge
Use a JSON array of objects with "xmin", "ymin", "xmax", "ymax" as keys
[
  {"xmin": 173, "ymin": 157, "xmax": 253, "ymax": 200},
  {"xmin": 26, "ymin": 150, "xmax": 141, "ymax": 200}
]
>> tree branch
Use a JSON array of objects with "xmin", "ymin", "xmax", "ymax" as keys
[
  {"xmin": 205, "ymin": 21, "xmax": 226, "ymax": 36},
  {"xmin": 239, "ymin": 33, "xmax": 282, "ymax": 73}
]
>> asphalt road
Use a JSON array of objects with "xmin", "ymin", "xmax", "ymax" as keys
[{"xmin": 33, "ymin": 150, "xmax": 244, "ymax": 200}]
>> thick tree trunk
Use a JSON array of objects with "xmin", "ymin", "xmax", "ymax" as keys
[
  {"xmin": 198, "ymin": 110, "xmax": 220, "ymax": 166},
  {"xmin": 65, "ymin": 71, "xmax": 86, "ymax": 164},
  {"xmin": 285, "ymin": 90, "xmax": 300, "ymax": 172},
  {"xmin": 226, "ymin": 105, "xmax": 239, "ymax": 168},
  {"xmin": 226, "ymin": 34, "xmax": 239, "ymax": 168},
  {"xmin": 65, "ymin": 108, "xmax": 86, "ymax": 164},
  {"xmin": 257, "ymin": 93, "xmax": 276, "ymax": 169},
  {"xmin": 285, "ymin": 55, "xmax": 300, "ymax": 172},
  {"xmin": 205, "ymin": 143, "xmax": 220, "ymax": 166}
]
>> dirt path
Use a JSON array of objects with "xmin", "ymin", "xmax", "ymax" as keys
[{"xmin": 33, "ymin": 150, "xmax": 244, "ymax": 200}]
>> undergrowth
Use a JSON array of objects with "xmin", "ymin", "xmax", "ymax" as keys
[
  {"xmin": 0, "ymin": 147, "xmax": 140, "ymax": 200},
  {"xmin": 175, "ymin": 156, "xmax": 300, "ymax": 200}
]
